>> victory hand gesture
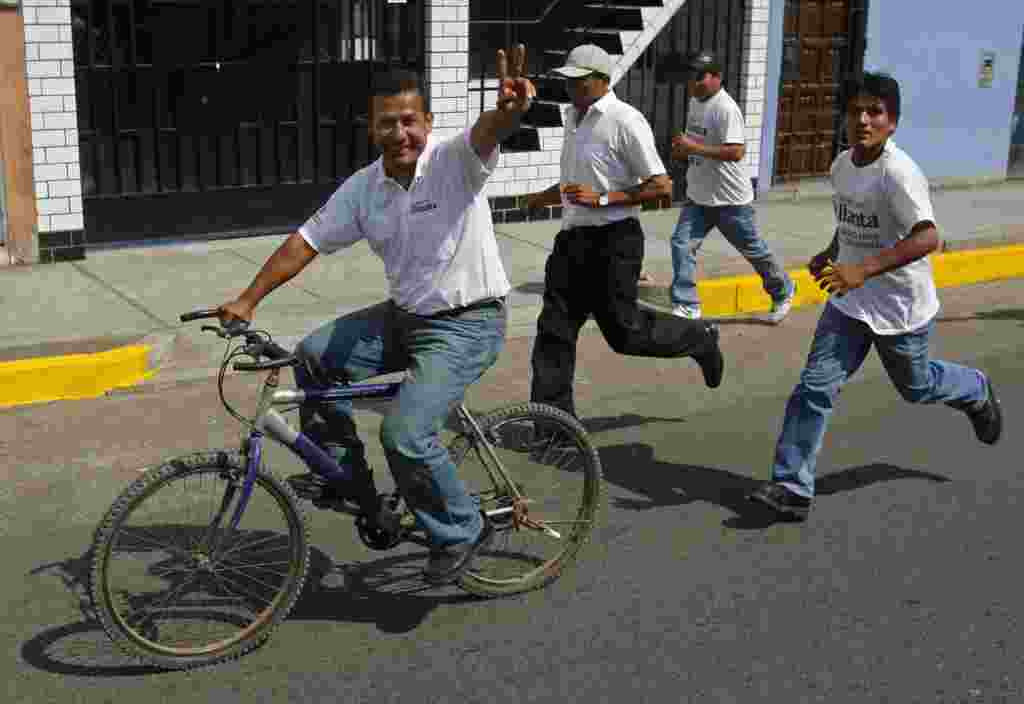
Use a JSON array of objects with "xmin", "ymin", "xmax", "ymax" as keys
[{"xmin": 497, "ymin": 44, "xmax": 536, "ymax": 115}]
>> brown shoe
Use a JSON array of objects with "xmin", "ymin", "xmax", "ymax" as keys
[{"xmin": 422, "ymin": 514, "xmax": 494, "ymax": 585}]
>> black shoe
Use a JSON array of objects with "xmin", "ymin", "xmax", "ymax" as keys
[
  {"xmin": 692, "ymin": 322, "xmax": 724, "ymax": 388},
  {"xmin": 422, "ymin": 514, "xmax": 494, "ymax": 586},
  {"xmin": 747, "ymin": 481, "xmax": 811, "ymax": 521},
  {"xmin": 966, "ymin": 375, "xmax": 1003, "ymax": 445}
]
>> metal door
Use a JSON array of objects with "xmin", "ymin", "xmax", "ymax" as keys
[
  {"xmin": 72, "ymin": 0, "xmax": 424, "ymax": 245},
  {"xmin": 773, "ymin": 0, "xmax": 866, "ymax": 182}
]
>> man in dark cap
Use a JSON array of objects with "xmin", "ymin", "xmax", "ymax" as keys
[{"xmin": 670, "ymin": 50, "xmax": 794, "ymax": 323}]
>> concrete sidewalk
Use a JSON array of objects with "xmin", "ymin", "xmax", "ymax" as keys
[{"xmin": 2, "ymin": 180, "xmax": 1024, "ymax": 407}]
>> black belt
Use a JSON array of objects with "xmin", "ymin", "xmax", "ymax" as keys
[{"xmin": 428, "ymin": 296, "xmax": 506, "ymax": 318}]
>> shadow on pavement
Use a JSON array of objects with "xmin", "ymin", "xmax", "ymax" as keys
[
  {"xmin": 598, "ymin": 443, "xmax": 950, "ymax": 530},
  {"xmin": 582, "ymin": 413, "xmax": 688, "ymax": 435},
  {"xmin": 287, "ymin": 548, "xmax": 479, "ymax": 633},
  {"xmin": 937, "ymin": 307, "xmax": 1024, "ymax": 325},
  {"xmin": 23, "ymin": 544, "xmax": 478, "ymax": 676},
  {"xmin": 513, "ymin": 281, "xmax": 546, "ymax": 296}
]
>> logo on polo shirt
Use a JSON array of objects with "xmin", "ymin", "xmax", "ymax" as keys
[{"xmin": 410, "ymin": 199, "xmax": 439, "ymax": 215}]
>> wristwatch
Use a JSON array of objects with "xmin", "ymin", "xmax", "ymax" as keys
[{"xmin": 597, "ymin": 193, "xmax": 610, "ymax": 207}]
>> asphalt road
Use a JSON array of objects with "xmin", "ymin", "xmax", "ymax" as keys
[{"xmin": 3, "ymin": 279, "xmax": 1023, "ymax": 704}]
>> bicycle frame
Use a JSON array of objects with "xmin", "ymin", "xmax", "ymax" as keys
[{"xmin": 225, "ymin": 368, "xmax": 521, "ymax": 531}]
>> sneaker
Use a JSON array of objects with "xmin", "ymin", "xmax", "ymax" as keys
[
  {"xmin": 422, "ymin": 514, "xmax": 495, "ymax": 585},
  {"xmin": 672, "ymin": 303, "xmax": 702, "ymax": 319},
  {"xmin": 965, "ymin": 375, "xmax": 1003, "ymax": 445},
  {"xmin": 765, "ymin": 285, "xmax": 797, "ymax": 325},
  {"xmin": 691, "ymin": 322, "xmax": 724, "ymax": 388},
  {"xmin": 747, "ymin": 481, "xmax": 811, "ymax": 521}
]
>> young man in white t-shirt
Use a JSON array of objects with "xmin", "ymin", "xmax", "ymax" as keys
[
  {"xmin": 216, "ymin": 49, "xmax": 536, "ymax": 584},
  {"xmin": 748, "ymin": 72, "xmax": 1004, "ymax": 521},
  {"xmin": 669, "ymin": 50, "xmax": 794, "ymax": 323}
]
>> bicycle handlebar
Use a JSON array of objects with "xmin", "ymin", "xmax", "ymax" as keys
[
  {"xmin": 180, "ymin": 309, "xmax": 220, "ymax": 323},
  {"xmin": 180, "ymin": 308, "xmax": 297, "ymax": 371}
]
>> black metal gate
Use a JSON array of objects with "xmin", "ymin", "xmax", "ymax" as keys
[
  {"xmin": 610, "ymin": 0, "xmax": 747, "ymax": 202},
  {"xmin": 72, "ymin": 0, "xmax": 425, "ymax": 245}
]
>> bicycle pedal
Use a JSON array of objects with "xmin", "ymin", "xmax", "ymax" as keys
[{"xmin": 287, "ymin": 474, "xmax": 327, "ymax": 501}]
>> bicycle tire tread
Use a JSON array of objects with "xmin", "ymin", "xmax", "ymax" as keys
[
  {"xmin": 89, "ymin": 450, "xmax": 310, "ymax": 671},
  {"xmin": 454, "ymin": 402, "xmax": 603, "ymax": 598}
]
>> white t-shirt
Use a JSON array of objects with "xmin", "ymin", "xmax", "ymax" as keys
[
  {"xmin": 683, "ymin": 88, "xmax": 754, "ymax": 206},
  {"xmin": 829, "ymin": 140, "xmax": 940, "ymax": 334},
  {"xmin": 299, "ymin": 130, "xmax": 511, "ymax": 316},
  {"xmin": 560, "ymin": 91, "xmax": 667, "ymax": 228}
]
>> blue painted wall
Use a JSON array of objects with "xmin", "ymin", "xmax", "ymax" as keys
[
  {"xmin": 863, "ymin": 4, "xmax": 1022, "ymax": 181},
  {"xmin": 760, "ymin": 2, "xmax": 1024, "ymax": 186}
]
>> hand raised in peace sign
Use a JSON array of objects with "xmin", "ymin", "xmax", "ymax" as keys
[{"xmin": 496, "ymin": 44, "xmax": 536, "ymax": 115}]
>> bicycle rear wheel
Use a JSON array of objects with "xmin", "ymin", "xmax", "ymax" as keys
[
  {"xmin": 449, "ymin": 403, "xmax": 602, "ymax": 597},
  {"xmin": 90, "ymin": 451, "xmax": 310, "ymax": 670}
]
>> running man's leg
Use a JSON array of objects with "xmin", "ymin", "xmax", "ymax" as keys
[
  {"xmin": 669, "ymin": 201, "xmax": 714, "ymax": 308},
  {"xmin": 531, "ymin": 229, "xmax": 591, "ymax": 418},
  {"xmin": 715, "ymin": 204, "xmax": 793, "ymax": 303},
  {"xmin": 589, "ymin": 218, "xmax": 723, "ymax": 386},
  {"xmin": 874, "ymin": 319, "xmax": 1001, "ymax": 443},
  {"xmin": 770, "ymin": 304, "xmax": 873, "ymax": 498}
]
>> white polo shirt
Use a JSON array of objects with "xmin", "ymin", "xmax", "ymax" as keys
[
  {"xmin": 299, "ymin": 129, "xmax": 511, "ymax": 316},
  {"xmin": 560, "ymin": 91, "xmax": 667, "ymax": 229}
]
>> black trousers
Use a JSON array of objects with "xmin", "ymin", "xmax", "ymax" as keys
[{"xmin": 530, "ymin": 217, "xmax": 712, "ymax": 417}]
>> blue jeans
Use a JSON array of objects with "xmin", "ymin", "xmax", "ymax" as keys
[
  {"xmin": 771, "ymin": 303, "xmax": 988, "ymax": 498},
  {"xmin": 670, "ymin": 202, "xmax": 793, "ymax": 307},
  {"xmin": 294, "ymin": 299, "xmax": 507, "ymax": 548}
]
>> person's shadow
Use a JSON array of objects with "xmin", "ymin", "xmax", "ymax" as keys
[{"xmin": 598, "ymin": 442, "xmax": 951, "ymax": 529}]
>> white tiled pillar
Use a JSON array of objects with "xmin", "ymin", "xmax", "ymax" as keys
[
  {"xmin": 425, "ymin": 0, "xmax": 470, "ymax": 141},
  {"xmin": 22, "ymin": 0, "xmax": 83, "ymax": 244},
  {"xmin": 740, "ymin": 0, "xmax": 771, "ymax": 185}
]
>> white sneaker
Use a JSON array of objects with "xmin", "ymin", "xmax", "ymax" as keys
[
  {"xmin": 765, "ymin": 286, "xmax": 796, "ymax": 324},
  {"xmin": 671, "ymin": 304, "xmax": 702, "ymax": 319}
]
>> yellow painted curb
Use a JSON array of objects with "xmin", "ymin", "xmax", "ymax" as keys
[
  {"xmin": 2, "ymin": 244, "xmax": 1023, "ymax": 410},
  {"xmin": 0, "ymin": 345, "xmax": 154, "ymax": 409},
  {"xmin": 698, "ymin": 243, "xmax": 1024, "ymax": 318}
]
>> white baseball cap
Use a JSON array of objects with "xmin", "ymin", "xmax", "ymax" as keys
[{"xmin": 551, "ymin": 44, "xmax": 615, "ymax": 79}]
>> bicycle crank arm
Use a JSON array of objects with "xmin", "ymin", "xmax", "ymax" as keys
[{"xmin": 485, "ymin": 505, "xmax": 562, "ymax": 539}]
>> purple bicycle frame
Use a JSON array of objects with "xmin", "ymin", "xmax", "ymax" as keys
[{"xmin": 226, "ymin": 381, "xmax": 402, "ymax": 529}]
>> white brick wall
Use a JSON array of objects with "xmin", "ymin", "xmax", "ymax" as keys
[
  {"xmin": 425, "ymin": 0, "xmax": 469, "ymax": 142},
  {"xmin": 23, "ymin": 0, "xmax": 83, "ymax": 234},
  {"xmin": 739, "ymin": 0, "xmax": 772, "ymax": 181}
]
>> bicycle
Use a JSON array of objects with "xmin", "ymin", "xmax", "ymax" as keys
[{"xmin": 89, "ymin": 309, "xmax": 603, "ymax": 670}]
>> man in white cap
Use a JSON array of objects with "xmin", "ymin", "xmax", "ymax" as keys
[{"xmin": 517, "ymin": 44, "xmax": 725, "ymax": 421}]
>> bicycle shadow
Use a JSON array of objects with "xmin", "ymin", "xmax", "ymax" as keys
[
  {"xmin": 597, "ymin": 442, "xmax": 951, "ymax": 529},
  {"xmin": 286, "ymin": 548, "xmax": 479, "ymax": 633},
  {"xmin": 22, "ymin": 542, "xmax": 477, "ymax": 677}
]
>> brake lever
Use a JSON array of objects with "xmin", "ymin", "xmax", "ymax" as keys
[
  {"xmin": 223, "ymin": 319, "xmax": 251, "ymax": 338},
  {"xmin": 201, "ymin": 325, "xmax": 228, "ymax": 339}
]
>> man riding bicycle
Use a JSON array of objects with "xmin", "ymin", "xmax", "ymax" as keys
[{"xmin": 217, "ymin": 48, "xmax": 536, "ymax": 585}]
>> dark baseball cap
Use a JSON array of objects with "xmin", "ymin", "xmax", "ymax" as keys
[{"xmin": 684, "ymin": 50, "xmax": 721, "ymax": 77}]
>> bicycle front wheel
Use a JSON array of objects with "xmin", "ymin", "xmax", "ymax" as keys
[
  {"xmin": 90, "ymin": 451, "xmax": 310, "ymax": 670},
  {"xmin": 450, "ymin": 403, "xmax": 602, "ymax": 597}
]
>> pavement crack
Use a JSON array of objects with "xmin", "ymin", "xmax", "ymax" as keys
[
  {"xmin": 225, "ymin": 248, "xmax": 326, "ymax": 301},
  {"xmin": 70, "ymin": 262, "xmax": 175, "ymax": 330}
]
